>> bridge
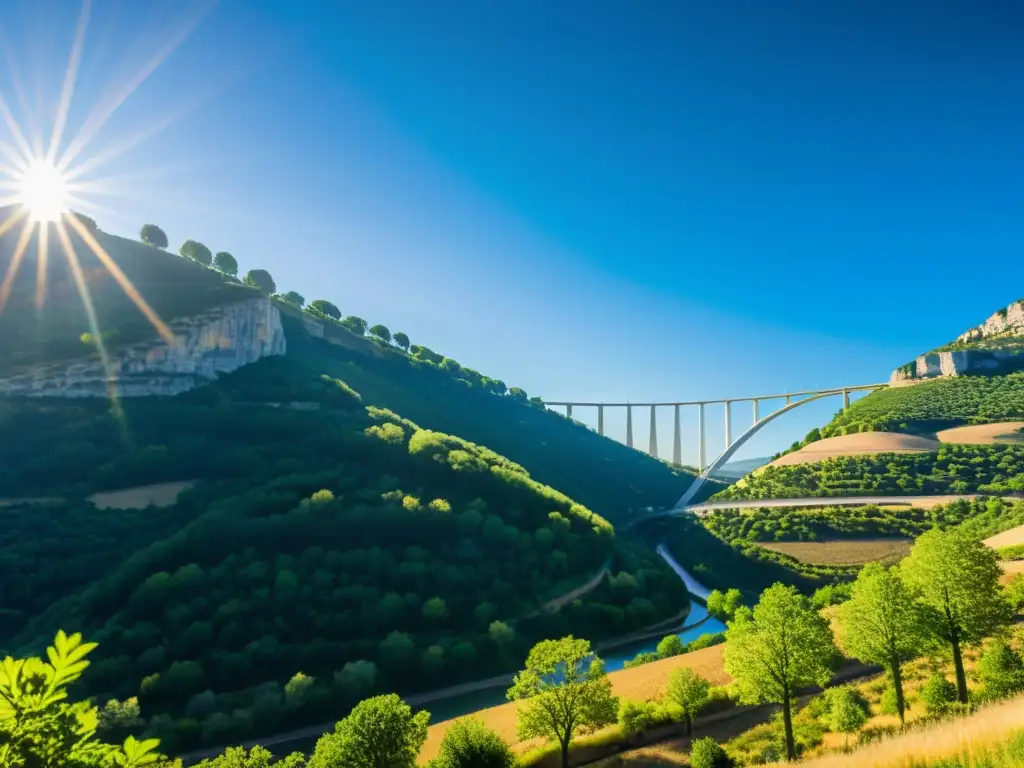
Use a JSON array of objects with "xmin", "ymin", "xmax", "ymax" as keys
[{"xmin": 543, "ymin": 383, "xmax": 888, "ymax": 509}]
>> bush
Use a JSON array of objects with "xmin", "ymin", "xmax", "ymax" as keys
[
  {"xmin": 921, "ymin": 672, "xmax": 958, "ymax": 717},
  {"xmin": 617, "ymin": 700, "xmax": 661, "ymax": 738},
  {"xmin": 978, "ymin": 638, "xmax": 1024, "ymax": 701},
  {"xmin": 429, "ymin": 718, "xmax": 516, "ymax": 768},
  {"xmin": 690, "ymin": 737, "xmax": 733, "ymax": 768}
]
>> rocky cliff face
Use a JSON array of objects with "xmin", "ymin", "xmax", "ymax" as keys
[
  {"xmin": 0, "ymin": 297, "xmax": 285, "ymax": 397},
  {"xmin": 890, "ymin": 299, "xmax": 1024, "ymax": 384}
]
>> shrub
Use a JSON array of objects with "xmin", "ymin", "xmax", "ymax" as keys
[
  {"xmin": 429, "ymin": 718, "xmax": 516, "ymax": 768},
  {"xmin": 690, "ymin": 737, "xmax": 733, "ymax": 768},
  {"xmin": 618, "ymin": 699, "xmax": 661, "ymax": 737},
  {"xmin": 921, "ymin": 672, "xmax": 958, "ymax": 717}
]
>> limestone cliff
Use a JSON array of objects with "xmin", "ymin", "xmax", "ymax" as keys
[
  {"xmin": 890, "ymin": 299, "xmax": 1024, "ymax": 384},
  {"xmin": 0, "ymin": 297, "xmax": 285, "ymax": 397}
]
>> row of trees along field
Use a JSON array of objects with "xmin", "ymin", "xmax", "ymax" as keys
[
  {"xmin": 14, "ymin": 526, "xmax": 1022, "ymax": 768},
  {"xmin": 713, "ymin": 444, "xmax": 1024, "ymax": 501}
]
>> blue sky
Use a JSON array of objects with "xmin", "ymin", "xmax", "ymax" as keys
[{"xmin": 4, "ymin": 0, "xmax": 1023, "ymax": 464}]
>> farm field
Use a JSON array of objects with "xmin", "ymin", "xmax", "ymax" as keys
[
  {"xmin": 87, "ymin": 480, "xmax": 196, "ymax": 510},
  {"xmin": 985, "ymin": 523, "xmax": 1024, "ymax": 550},
  {"xmin": 419, "ymin": 644, "xmax": 730, "ymax": 763},
  {"xmin": 758, "ymin": 538, "xmax": 913, "ymax": 566}
]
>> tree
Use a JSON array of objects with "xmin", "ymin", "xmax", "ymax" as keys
[
  {"xmin": 244, "ymin": 269, "xmax": 276, "ymax": 294},
  {"xmin": 901, "ymin": 528, "xmax": 1010, "ymax": 703},
  {"xmin": 920, "ymin": 672, "xmax": 957, "ymax": 717},
  {"xmin": 194, "ymin": 745, "xmax": 306, "ymax": 768},
  {"xmin": 281, "ymin": 291, "xmax": 305, "ymax": 307},
  {"xmin": 179, "ymin": 240, "xmax": 213, "ymax": 266},
  {"xmin": 836, "ymin": 563, "xmax": 929, "ymax": 724},
  {"xmin": 656, "ymin": 634, "xmax": 685, "ymax": 659},
  {"xmin": 342, "ymin": 316, "xmax": 367, "ymax": 335},
  {"xmin": 309, "ymin": 299, "xmax": 341, "ymax": 319},
  {"xmin": 140, "ymin": 224, "xmax": 168, "ymax": 248},
  {"xmin": 823, "ymin": 685, "xmax": 867, "ymax": 748},
  {"xmin": 369, "ymin": 324, "xmax": 392, "ymax": 344},
  {"xmin": 214, "ymin": 251, "xmax": 238, "ymax": 275},
  {"xmin": 689, "ymin": 737, "xmax": 733, "ymax": 768},
  {"xmin": 664, "ymin": 668, "xmax": 710, "ymax": 737},
  {"xmin": 394, "ymin": 332, "xmax": 411, "ymax": 351},
  {"xmin": 724, "ymin": 584, "xmax": 836, "ymax": 760},
  {"xmin": 429, "ymin": 718, "xmax": 516, "ymax": 768},
  {"xmin": 334, "ymin": 660, "xmax": 377, "ymax": 700},
  {"xmin": 488, "ymin": 620, "xmax": 515, "ymax": 649},
  {"xmin": 308, "ymin": 694, "xmax": 428, "ymax": 768},
  {"xmin": 978, "ymin": 637, "xmax": 1024, "ymax": 700},
  {"xmin": 507, "ymin": 636, "xmax": 618, "ymax": 768},
  {"xmin": 422, "ymin": 597, "xmax": 449, "ymax": 624},
  {"xmin": 0, "ymin": 630, "xmax": 164, "ymax": 767}
]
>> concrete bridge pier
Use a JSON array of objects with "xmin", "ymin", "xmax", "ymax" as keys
[
  {"xmin": 597, "ymin": 404, "xmax": 604, "ymax": 436},
  {"xmin": 648, "ymin": 405, "xmax": 658, "ymax": 458},
  {"xmin": 698, "ymin": 403, "xmax": 706, "ymax": 472},
  {"xmin": 843, "ymin": 389, "xmax": 850, "ymax": 410},
  {"xmin": 566, "ymin": 404, "xmax": 573, "ymax": 420},
  {"xmin": 672, "ymin": 405, "xmax": 682, "ymax": 466},
  {"xmin": 752, "ymin": 398, "xmax": 760, "ymax": 424},
  {"xmin": 626, "ymin": 404, "xmax": 633, "ymax": 448},
  {"xmin": 724, "ymin": 400, "xmax": 732, "ymax": 449}
]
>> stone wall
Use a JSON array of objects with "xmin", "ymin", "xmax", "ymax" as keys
[{"xmin": 0, "ymin": 297, "xmax": 285, "ymax": 398}]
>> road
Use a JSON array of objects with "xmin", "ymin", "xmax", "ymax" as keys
[{"xmin": 684, "ymin": 494, "xmax": 990, "ymax": 516}]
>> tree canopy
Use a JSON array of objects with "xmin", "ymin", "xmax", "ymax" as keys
[
  {"xmin": 213, "ymin": 251, "xmax": 238, "ymax": 275},
  {"xmin": 281, "ymin": 291, "xmax": 305, "ymax": 307},
  {"xmin": 309, "ymin": 300, "xmax": 341, "ymax": 319},
  {"xmin": 507, "ymin": 636, "xmax": 618, "ymax": 768},
  {"xmin": 140, "ymin": 224, "xmax": 168, "ymax": 248},
  {"xmin": 179, "ymin": 240, "xmax": 213, "ymax": 266},
  {"xmin": 369, "ymin": 324, "xmax": 392, "ymax": 344},
  {"xmin": 901, "ymin": 528, "xmax": 1009, "ymax": 702},
  {"xmin": 244, "ymin": 269, "xmax": 277, "ymax": 295},
  {"xmin": 664, "ymin": 667, "xmax": 711, "ymax": 737},
  {"xmin": 724, "ymin": 584, "xmax": 836, "ymax": 760},
  {"xmin": 393, "ymin": 332, "xmax": 411, "ymax": 351},
  {"xmin": 429, "ymin": 719, "xmax": 516, "ymax": 768},
  {"xmin": 307, "ymin": 694, "xmax": 428, "ymax": 768}
]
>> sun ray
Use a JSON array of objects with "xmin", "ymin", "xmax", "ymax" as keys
[
  {"xmin": 0, "ymin": 140, "xmax": 29, "ymax": 172},
  {"xmin": 0, "ymin": 94, "xmax": 34, "ymax": 163},
  {"xmin": 58, "ymin": 2, "xmax": 213, "ymax": 173},
  {"xmin": 0, "ymin": 27, "xmax": 45, "ymax": 157},
  {"xmin": 0, "ymin": 218, "xmax": 35, "ymax": 312},
  {"xmin": 34, "ymin": 220, "xmax": 49, "ymax": 309},
  {"xmin": 0, "ymin": 206, "xmax": 27, "ymax": 240},
  {"xmin": 64, "ymin": 213, "xmax": 176, "ymax": 344},
  {"xmin": 46, "ymin": 0, "xmax": 91, "ymax": 164}
]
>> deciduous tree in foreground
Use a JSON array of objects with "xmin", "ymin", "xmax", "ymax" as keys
[
  {"xmin": 429, "ymin": 718, "xmax": 517, "ymax": 768},
  {"xmin": 664, "ymin": 667, "xmax": 711, "ymax": 737},
  {"xmin": 901, "ymin": 528, "xmax": 1009, "ymax": 703},
  {"xmin": 507, "ymin": 636, "xmax": 618, "ymax": 768},
  {"xmin": 837, "ymin": 562, "xmax": 929, "ymax": 724},
  {"xmin": 307, "ymin": 693, "xmax": 429, "ymax": 768},
  {"xmin": 724, "ymin": 583, "xmax": 836, "ymax": 761}
]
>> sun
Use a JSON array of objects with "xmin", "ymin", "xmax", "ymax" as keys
[{"xmin": 16, "ymin": 158, "xmax": 71, "ymax": 223}]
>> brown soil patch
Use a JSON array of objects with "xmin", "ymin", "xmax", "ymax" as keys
[
  {"xmin": 419, "ymin": 645, "xmax": 729, "ymax": 763},
  {"xmin": 769, "ymin": 433, "xmax": 940, "ymax": 468},
  {"xmin": 88, "ymin": 481, "xmax": 196, "ymax": 510},
  {"xmin": 759, "ymin": 539, "xmax": 912, "ymax": 566},
  {"xmin": 985, "ymin": 524, "xmax": 1024, "ymax": 550},
  {"xmin": 936, "ymin": 422, "xmax": 1024, "ymax": 445},
  {"xmin": 999, "ymin": 559, "xmax": 1024, "ymax": 585}
]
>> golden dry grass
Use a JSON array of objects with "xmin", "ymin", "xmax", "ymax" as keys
[
  {"xmin": 999, "ymin": 559, "xmax": 1024, "ymax": 585},
  {"xmin": 87, "ymin": 480, "xmax": 195, "ymax": 510},
  {"xmin": 936, "ymin": 422, "xmax": 1024, "ymax": 445},
  {"xmin": 769, "ymin": 433, "xmax": 940, "ymax": 467},
  {"xmin": 419, "ymin": 645, "xmax": 730, "ymax": 763},
  {"xmin": 759, "ymin": 539, "xmax": 912, "ymax": 566},
  {"xmin": 985, "ymin": 524, "xmax": 1024, "ymax": 550},
  {"xmin": 790, "ymin": 693, "xmax": 1024, "ymax": 767}
]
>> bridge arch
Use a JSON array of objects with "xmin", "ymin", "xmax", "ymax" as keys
[{"xmin": 673, "ymin": 388, "xmax": 879, "ymax": 508}]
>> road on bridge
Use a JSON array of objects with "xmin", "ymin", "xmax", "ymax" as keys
[{"xmin": 682, "ymin": 494, "xmax": 1010, "ymax": 517}]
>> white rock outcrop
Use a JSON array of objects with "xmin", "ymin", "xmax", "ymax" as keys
[{"xmin": 0, "ymin": 297, "xmax": 286, "ymax": 398}]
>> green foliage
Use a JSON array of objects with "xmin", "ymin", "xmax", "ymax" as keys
[
  {"xmin": 978, "ymin": 638, "xmax": 1024, "ymax": 701},
  {"xmin": 193, "ymin": 745, "xmax": 306, "ymax": 767},
  {"xmin": 0, "ymin": 630, "xmax": 164, "ymax": 767},
  {"xmin": 428, "ymin": 718, "xmax": 516, "ymax": 768},
  {"xmin": 902, "ymin": 528, "xmax": 1010, "ymax": 702},
  {"xmin": 393, "ymin": 332, "xmax": 410, "ymax": 351},
  {"xmin": 179, "ymin": 240, "xmax": 213, "ymax": 266},
  {"xmin": 714, "ymin": 444, "xmax": 1024, "ymax": 501},
  {"xmin": 213, "ymin": 252, "xmax": 238, "ymax": 276},
  {"xmin": 690, "ymin": 737, "xmax": 733, "ymax": 768},
  {"xmin": 140, "ymin": 224, "xmax": 168, "ymax": 248},
  {"xmin": 837, "ymin": 563, "xmax": 930, "ymax": 723},
  {"xmin": 308, "ymin": 694, "xmax": 428, "ymax": 768},
  {"xmin": 617, "ymin": 700, "xmax": 664, "ymax": 738},
  {"xmin": 507, "ymin": 637, "xmax": 618, "ymax": 768},
  {"xmin": 279, "ymin": 291, "xmax": 305, "ymax": 307},
  {"xmin": 812, "ymin": 582, "xmax": 853, "ymax": 608},
  {"xmin": 243, "ymin": 269, "xmax": 276, "ymax": 294},
  {"xmin": 308, "ymin": 300, "xmax": 340, "ymax": 320},
  {"xmin": 664, "ymin": 667, "xmax": 710, "ymax": 736},
  {"xmin": 622, "ymin": 652, "xmax": 659, "ymax": 669},
  {"xmin": 655, "ymin": 634, "xmax": 685, "ymax": 659},
  {"xmin": 70, "ymin": 211, "xmax": 99, "ymax": 232},
  {"xmin": 342, "ymin": 316, "xmax": 367, "ymax": 335},
  {"xmin": 920, "ymin": 672, "xmax": 958, "ymax": 717},
  {"xmin": 369, "ymin": 324, "xmax": 392, "ymax": 344},
  {"xmin": 705, "ymin": 588, "xmax": 743, "ymax": 621},
  {"xmin": 822, "ymin": 685, "xmax": 868, "ymax": 738},
  {"xmin": 724, "ymin": 584, "xmax": 837, "ymax": 760}
]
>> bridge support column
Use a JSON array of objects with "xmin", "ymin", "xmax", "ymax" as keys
[
  {"xmin": 566, "ymin": 404, "xmax": 573, "ymax": 420},
  {"xmin": 626, "ymin": 405, "xmax": 633, "ymax": 448},
  {"xmin": 649, "ymin": 405, "xmax": 658, "ymax": 458},
  {"xmin": 785, "ymin": 395, "xmax": 792, "ymax": 405},
  {"xmin": 752, "ymin": 398, "xmax": 759, "ymax": 424},
  {"xmin": 698, "ymin": 403, "xmax": 706, "ymax": 471},
  {"xmin": 724, "ymin": 401, "xmax": 732, "ymax": 449},
  {"xmin": 672, "ymin": 405, "xmax": 681, "ymax": 466},
  {"xmin": 843, "ymin": 389, "xmax": 850, "ymax": 410},
  {"xmin": 597, "ymin": 405, "xmax": 604, "ymax": 436}
]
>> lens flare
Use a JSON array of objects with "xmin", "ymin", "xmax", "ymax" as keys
[{"xmin": 15, "ymin": 159, "xmax": 70, "ymax": 222}]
